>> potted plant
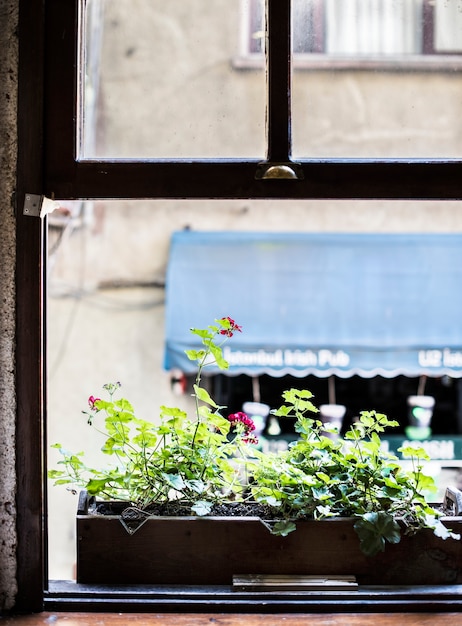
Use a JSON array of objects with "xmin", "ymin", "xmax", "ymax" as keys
[{"xmin": 49, "ymin": 317, "xmax": 462, "ymax": 587}]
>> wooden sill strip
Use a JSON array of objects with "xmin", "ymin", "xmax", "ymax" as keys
[
  {"xmin": 2, "ymin": 613, "xmax": 462, "ymax": 625},
  {"xmin": 43, "ymin": 581, "xmax": 462, "ymax": 612}
]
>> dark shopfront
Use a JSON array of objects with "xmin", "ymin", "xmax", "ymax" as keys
[
  {"xmin": 213, "ymin": 373, "xmax": 462, "ymax": 437},
  {"xmin": 214, "ymin": 372, "xmax": 462, "ymax": 500}
]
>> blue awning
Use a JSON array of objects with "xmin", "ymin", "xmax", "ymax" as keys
[{"xmin": 164, "ymin": 231, "xmax": 462, "ymax": 378}]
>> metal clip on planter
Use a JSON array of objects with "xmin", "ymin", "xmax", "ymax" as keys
[
  {"xmin": 119, "ymin": 506, "xmax": 151, "ymax": 535},
  {"xmin": 77, "ymin": 490, "xmax": 96, "ymax": 515},
  {"xmin": 444, "ymin": 486, "xmax": 462, "ymax": 516}
]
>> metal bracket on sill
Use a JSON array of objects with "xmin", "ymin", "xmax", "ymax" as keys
[
  {"xmin": 255, "ymin": 162, "xmax": 304, "ymax": 180},
  {"xmin": 23, "ymin": 193, "xmax": 60, "ymax": 218},
  {"xmin": 232, "ymin": 574, "xmax": 358, "ymax": 592},
  {"xmin": 444, "ymin": 486, "xmax": 462, "ymax": 516}
]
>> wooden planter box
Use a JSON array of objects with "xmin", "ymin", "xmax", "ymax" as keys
[{"xmin": 76, "ymin": 493, "xmax": 462, "ymax": 587}]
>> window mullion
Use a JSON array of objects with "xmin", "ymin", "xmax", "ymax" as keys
[{"xmin": 266, "ymin": 0, "xmax": 292, "ymax": 162}]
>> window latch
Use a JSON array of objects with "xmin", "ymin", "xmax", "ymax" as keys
[{"xmin": 255, "ymin": 162, "xmax": 304, "ymax": 180}]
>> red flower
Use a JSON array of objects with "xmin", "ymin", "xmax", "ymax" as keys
[
  {"xmin": 219, "ymin": 317, "xmax": 242, "ymax": 337},
  {"xmin": 88, "ymin": 396, "xmax": 101, "ymax": 411},
  {"xmin": 227, "ymin": 411, "xmax": 258, "ymax": 444}
]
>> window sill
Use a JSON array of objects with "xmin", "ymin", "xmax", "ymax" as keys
[{"xmin": 45, "ymin": 580, "xmax": 462, "ymax": 612}]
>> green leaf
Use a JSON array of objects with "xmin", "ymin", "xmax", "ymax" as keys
[
  {"xmin": 162, "ymin": 473, "xmax": 186, "ymax": 491},
  {"xmin": 427, "ymin": 516, "xmax": 461, "ymax": 541},
  {"xmin": 86, "ymin": 478, "xmax": 109, "ymax": 495},
  {"xmin": 190, "ymin": 327, "xmax": 215, "ymax": 339},
  {"xmin": 209, "ymin": 343, "xmax": 229, "ymax": 370},
  {"xmin": 256, "ymin": 495, "xmax": 281, "ymax": 507},
  {"xmin": 193, "ymin": 384, "xmax": 218, "ymax": 408},
  {"xmin": 101, "ymin": 437, "xmax": 120, "ymax": 454},
  {"xmin": 114, "ymin": 398, "xmax": 134, "ymax": 413},
  {"xmin": 312, "ymin": 486, "xmax": 332, "ymax": 501},
  {"xmin": 412, "ymin": 471, "xmax": 438, "ymax": 494},
  {"xmin": 272, "ymin": 405, "xmax": 294, "ymax": 418},
  {"xmin": 270, "ymin": 520, "xmax": 297, "ymax": 537},
  {"xmin": 354, "ymin": 512, "xmax": 401, "ymax": 557},
  {"xmin": 398, "ymin": 445, "xmax": 431, "ymax": 461},
  {"xmin": 160, "ymin": 405, "xmax": 187, "ymax": 418},
  {"xmin": 187, "ymin": 479, "xmax": 206, "ymax": 494},
  {"xmin": 47, "ymin": 469, "xmax": 65, "ymax": 479},
  {"xmin": 191, "ymin": 500, "xmax": 213, "ymax": 516},
  {"xmin": 316, "ymin": 505, "xmax": 333, "ymax": 517},
  {"xmin": 208, "ymin": 412, "xmax": 231, "ymax": 435},
  {"xmin": 185, "ymin": 348, "xmax": 206, "ymax": 362}
]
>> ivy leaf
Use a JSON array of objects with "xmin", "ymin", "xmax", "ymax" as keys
[
  {"xmin": 187, "ymin": 479, "xmax": 206, "ymax": 494},
  {"xmin": 425, "ymin": 515, "xmax": 461, "ymax": 541},
  {"xmin": 316, "ymin": 505, "xmax": 333, "ymax": 518},
  {"xmin": 191, "ymin": 500, "xmax": 213, "ymax": 516},
  {"xmin": 162, "ymin": 473, "xmax": 186, "ymax": 491},
  {"xmin": 253, "ymin": 493, "xmax": 282, "ymax": 507},
  {"xmin": 354, "ymin": 512, "xmax": 401, "ymax": 557},
  {"xmin": 270, "ymin": 520, "xmax": 297, "ymax": 537}
]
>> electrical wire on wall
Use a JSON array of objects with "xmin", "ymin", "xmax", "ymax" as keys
[{"xmin": 47, "ymin": 201, "xmax": 165, "ymax": 379}]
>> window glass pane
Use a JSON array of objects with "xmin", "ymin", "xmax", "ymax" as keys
[
  {"xmin": 81, "ymin": 0, "xmax": 266, "ymax": 158},
  {"xmin": 292, "ymin": 0, "xmax": 462, "ymax": 157},
  {"xmin": 47, "ymin": 198, "xmax": 462, "ymax": 580}
]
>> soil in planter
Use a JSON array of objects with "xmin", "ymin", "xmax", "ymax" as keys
[{"xmin": 94, "ymin": 499, "xmax": 281, "ymax": 519}]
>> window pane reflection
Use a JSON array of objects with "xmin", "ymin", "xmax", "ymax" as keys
[
  {"xmin": 292, "ymin": 0, "xmax": 462, "ymax": 158},
  {"xmin": 81, "ymin": 0, "xmax": 266, "ymax": 158}
]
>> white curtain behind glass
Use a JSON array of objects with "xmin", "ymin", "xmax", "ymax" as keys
[{"xmin": 324, "ymin": 0, "xmax": 422, "ymax": 55}]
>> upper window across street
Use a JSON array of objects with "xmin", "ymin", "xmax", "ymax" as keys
[{"xmin": 246, "ymin": 0, "xmax": 462, "ymax": 60}]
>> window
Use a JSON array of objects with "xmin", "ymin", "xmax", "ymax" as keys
[
  {"xmin": 248, "ymin": 0, "xmax": 462, "ymax": 59},
  {"xmin": 42, "ymin": 0, "xmax": 462, "ymax": 199},
  {"xmin": 16, "ymin": 0, "xmax": 462, "ymax": 613}
]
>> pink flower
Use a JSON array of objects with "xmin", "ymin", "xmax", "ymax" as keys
[
  {"xmin": 88, "ymin": 396, "xmax": 101, "ymax": 411},
  {"xmin": 219, "ymin": 317, "xmax": 242, "ymax": 337},
  {"xmin": 242, "ymin": 433, "xmax": 259, "ymax": 445}
]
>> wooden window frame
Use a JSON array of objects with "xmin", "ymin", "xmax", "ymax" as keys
[
  {"xmin": 15, "ymin": 0, "xmax": 462, "ymax": 613},
  {"xmin": 43, "ymin": 0, "xmax": 462, "ymax": 201}
]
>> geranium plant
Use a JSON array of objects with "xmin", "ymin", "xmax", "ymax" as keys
[
  {"xmin": 49, "ymin": 316, "xmax": 257, "ymax": 516},
  {"xmin": 49, "ymin": 317, "xmax": 460, "ymax": 557}
]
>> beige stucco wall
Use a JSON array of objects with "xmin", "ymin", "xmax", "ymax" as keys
[{"xmin": 0, "ymin": 0, "xmax": 18, "ymax": 612}]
